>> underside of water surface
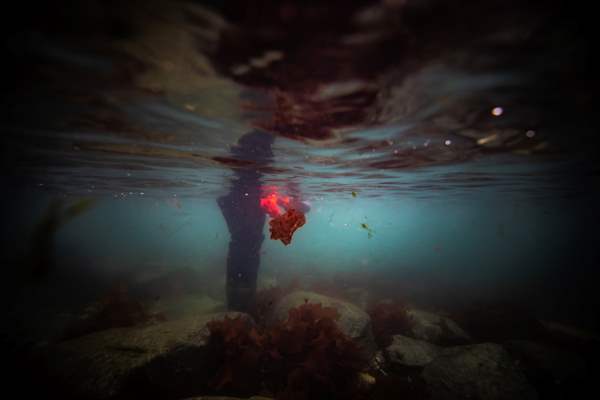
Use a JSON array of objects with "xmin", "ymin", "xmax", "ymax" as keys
[{"xmin": 1, "ymin": 1, "xmax": 600, "ymax": 399}]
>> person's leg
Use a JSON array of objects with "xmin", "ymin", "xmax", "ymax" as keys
[
  {"xmin": 217, "ymin": 130, "xmax": 274, "ymax": 312},
  {"xmin": 218, "ymin": 186, "xmax": 265, "ymax": 312}
]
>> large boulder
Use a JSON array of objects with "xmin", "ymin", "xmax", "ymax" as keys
[
  {"xmin": 422, "ymin": 343, "xmax": 538, "ymax": 400},
  {"xmin": 269, "ymin": 290, "xmax": 377, "ymax": 357},
  {"xmin": 385, "ymin": 334, "xmax": 441, "ymax": 367},
  {"xmin": 408, "ymin": 309, "xmax": 471, "ymax": 345},
  {"xmin": 43, "ymin": 312, "xmax": 253, "ymax": 400}
]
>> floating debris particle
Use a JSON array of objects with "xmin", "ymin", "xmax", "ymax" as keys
[{"xmin": 360, "ymin": 222, "xmax": 375, "ymax": 239}]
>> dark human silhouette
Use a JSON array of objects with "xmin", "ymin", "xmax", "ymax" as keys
[{"xmin": 218, "ymin": 130, "xmax": 275, "ymax": 312}]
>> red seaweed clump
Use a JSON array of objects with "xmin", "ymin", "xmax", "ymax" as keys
[
  {"xmin": 368, "ymin": 301, "xmax": 414, "ymax": 348},
  {"xmin": 267, "ymin": 303, "xmax": 368, "ymax": 400},
  {"xmin": 269, "ymin": 208, "xmax": 306, "ymax": 245},
  {"xmin": 205, "ymin": 303, "xmax": 368, "ymax": 400},
  {"xmin": 62, "ymin": 282, "xmax": 165, "ymax": 340},
  {"xmin": 205, "ymin": 316, "xmax": 266, "ymax": 396}
]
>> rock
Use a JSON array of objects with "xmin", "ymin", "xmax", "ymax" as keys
[
  {"xmin": 132, "ymin": 266, "xmax": 205, "ymax": 299},
  {"xmin": 456, "ymin": 303, "xmax": 545, "ymax": 342},
  {"xmin": 504, "ymin": 340, "xmax": 587, "ymax": 383},
  {"xmin": 539, "ymin": 319, "xmax": 600, "ymax": 344},
  {"xmin": 408, "ymin": 309, "xmax": 471, "ymax": 345},
  {"xmin": 356, "ymin": 372, "xmax": 376, "ymax": 391},
  {"xmin": 344, "ymin": 287, "xmax": 370, "ymax": 310},
  {"xmin": 257, "ymin": 275, "xmax": 279, "ymax": 290},
  {"xmin": 269, "ymin": 290, "xmax": 377, "ymax": 357},
  {"xmin": 182, "ymin": 397, "xmax": 272, "ymax": 400},
  {"xmin": 422, "ymin": 343, "xmax": 538, "ymax": 400},
  {"xmin": 369, "ymin": 350, "xmax": 388, "ymax": 375},
  {"xmin": 385, "ymin": 334, "xmax": 441, "ymax": 367},
  {"xmin": 60, "ymin": 283, "xmax": 166, "ymax": 341},
  {"xmin": 44, "ymin": 312, "xmax": 253, "ymax": 400},
  {"xmin": 147, "ymin": 294, "xmax": 224, "ymax": 319}
]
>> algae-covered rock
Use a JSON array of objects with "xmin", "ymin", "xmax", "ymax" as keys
[
  {"xmin": 269, "ymin": 290, "xmax": 376, "ymax": 357},
  {"xmin": 422, "ymin": 343, "xmax": 538, "ymax": 400},
  {"xmin": 385, "ymin": 334, "xmax": 441, "ymax": 367},
  {"xmin": 45, "ymin": 312, "xmax": 253, "ymax": 399},
  {"xmin": 408, "ymin": 309, "xmax": 471, "ymax": 345}
]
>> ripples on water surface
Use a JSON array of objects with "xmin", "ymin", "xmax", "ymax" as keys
[{"xmin": 3, "ymin": 0, "xmax": 597, "ymax": 200}]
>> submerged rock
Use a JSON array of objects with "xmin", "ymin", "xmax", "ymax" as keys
[
  {"xmin": 422, "ymin": 343, "xmax": 538, "ymax": 400},
  {"xmin": 182, "ymin": 397, "xmax": 272, "ymax": 400},
  {"xmin": 44, "ymin": 312, "xmax": 253, "ymax": 400},
  {"xmin": 269, "ymin": 290, "xmax": 377, "ymax": 357},
  {"xmin": 504, "ymin": 340, "xmax": 587, "ymax": 383},
  {"xmin": 356, "ymin": 372, "xmax": 377, "ymax": 391},
  {"xmin": 147, "ymin": 294, "xmax": 225, "ymax": 319},
  {"xmin": 539, "ymin": 319, "xmax": 600, "ymax": 344},
  {"xmin": 408, "ymin": 309, "xmax": 471, "ymax": 345},
  {"xmin": 456, "ymin": 303, "xmax": 545, "ymax": 342},
  {"xmin": 344, "ymin": 287, "xmax": 370, "ymax": 310},
  {"xmin": 61, "ymin": 282, "xmax": 165, "ymax": 340},
  {"xmin": 369, "ymin": 350, "xmax": 388, "ymax": 375},
  {"xmin": 368, "ymin": 301, "xmax": 413, "ymax": 347},
  {"xmin": 385, "ymin": 334, "xmax": 441, "ymax": 367},
  {"xmin": 131, "ymin": 266, "xmax": 205, "ymax": 299}
]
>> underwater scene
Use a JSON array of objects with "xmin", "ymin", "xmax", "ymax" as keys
[{"xmin": 2, "ymin": 1, "xmax": 599, "ymax": 399}]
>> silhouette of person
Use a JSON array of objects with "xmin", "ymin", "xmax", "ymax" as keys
[{"xmin": 217, "ymin": 130, "xmax": 275, "ymax": 312}]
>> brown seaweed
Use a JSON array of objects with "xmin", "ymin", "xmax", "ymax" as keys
[
  {"xmin": 205, "ymin": 303, "xmax": 369, "ymax": 400},
  {"xmin": 62, "ymin": 282, "xmax": 165, "ymax": 340},
  {"xmin": 267, "ymin": 302, "xmax": 367, "ymax": 400},
  {"xmin": 205, "ymin": 316, "xmax": 266, "ymax": 396},
  {"xmin": 367, "ymin": 301, "xmax": 414, "ymax": 348}
]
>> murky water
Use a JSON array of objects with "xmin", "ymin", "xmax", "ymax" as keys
[{"xmin": 2, "ymin": 1, "xmax": 599, "ymax": 399}]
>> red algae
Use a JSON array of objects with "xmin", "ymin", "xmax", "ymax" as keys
[
  {"xmin": 62, "ymin": 282, "xmax": 165, "ymax": 340},
  {"xmin": 269, "ymin": 208, "xmax": 306, "ymax": 245},
  {"xmin": 368, "ymin": 301, "xmax": 414, "ymax": 348},
  {"xmin": 206, "ymin": 303, "xmax": 368, "ymax": 400},
  {"xmin": 205, "ymin": 316, "xmax": 266, "ymax": 395},
  {"xmin": 268, "ymin": 303, "xmax": 367, "ymax": 400}
]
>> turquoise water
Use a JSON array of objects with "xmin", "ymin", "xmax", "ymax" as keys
[{"xmin": 3, "ymin": 177, "xmax": 598, "ymax": 332}]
